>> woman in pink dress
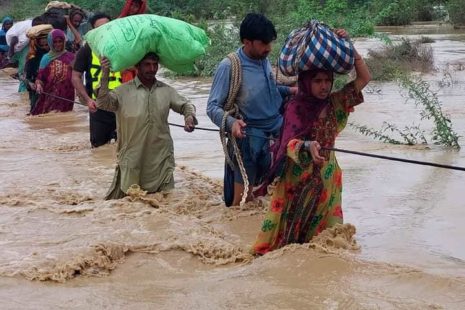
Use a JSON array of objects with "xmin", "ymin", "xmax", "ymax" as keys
[{"xmin": 32, "ymin": 29, "xmax": 75, "ymax": 115}]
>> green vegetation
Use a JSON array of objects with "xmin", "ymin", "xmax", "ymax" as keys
[
  {"xmin": 447, "ymin": 0, "xmax": 465, "ymax": 25},
  {"xmin": 2, "ymin": 0, "xmax": 458, "ymax": 27},
  {"xmin": 1, "ymin": 0, "xmax": 461, "ymax": 148},
  {"xmin": 1, "ymin": 0, "xmax": 460, "ymax": 78},
  {"xmin": 398, "ymin": 75, "xmax": 461, "ymax": 148},
  {"xmin": 350, "ymin": 73, "xmax": 461, "ymax": 149}
]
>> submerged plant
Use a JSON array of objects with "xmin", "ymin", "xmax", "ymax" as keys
[
  {"xmin": 349, "ymin": 123, "xmax": 404, "ymax": 144},
  {"xmin": 398, "ymin": 75, "xmax": 461, "ymax": 149},
  {"xmin": 349, "ymin": 122, "xmax": 428, "ymax": 145},
  {"xmin": 351, "ymin": 75, "xmax": 460, "ymax": 149}
]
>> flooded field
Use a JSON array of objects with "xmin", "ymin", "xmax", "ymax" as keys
[{"xmin": 0, "ymin": 27, "xmax": 465, "ymax": 309}]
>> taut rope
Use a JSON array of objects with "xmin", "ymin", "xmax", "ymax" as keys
[{"xmin": 35, "ymin": 91, "xmax": 465, "ymax": 173}]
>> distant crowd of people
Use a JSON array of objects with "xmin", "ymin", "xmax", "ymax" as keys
[
  {"xmin": 1, "ymin": 3, "xmax": 372, "ymax": 254},
  {"xmin": 0, "ymin": 0, "xmax": 146, "ymax": 145}
]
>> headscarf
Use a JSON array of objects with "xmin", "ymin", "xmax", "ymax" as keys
[
  {"xmin": 0, "ymin": 17, "xmax": 13, "ymax": 52},
  {"xmin": 119, "ymin": 0, "xmax": 147, "ymax": 18},
  {"xmin": 27, "ymin": 34, "xmax": 49, "ymax": 60},
  {"xmin": 1, "ymin": 16, "xmax": 13, "ymax": 31},
  {"xmin": 39, "ymin": 29, "xmax": 66, "ymax": 69},
  {"xmin": 255, "ymin": 69, "xmax": 334, "ymax": 197}
]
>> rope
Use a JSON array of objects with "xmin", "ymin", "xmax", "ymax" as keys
[
  {"xmin": 220, "ymin": 52, "xmax": 249, "ymax": 206},
  {"xmin": 168, "ymin": 123, "xmax": 465, "ymax": 172},
  {"xmin": 40, "ymin": 91, "xmax": 86, "ymax": 106},
  {"xmin": 37, "ymin": 92, "xmax": 465, "ymax": 172},
  {"xmin": 322, "ymin": 147, "xmax": 465, "ymax": 172}
]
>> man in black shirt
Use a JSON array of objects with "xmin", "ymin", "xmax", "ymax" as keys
[{"xmin": 72, "ymin": 12, "xmax": 118, "ymax": 148}]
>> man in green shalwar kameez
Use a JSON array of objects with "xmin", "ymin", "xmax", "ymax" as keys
[{"xmin": 96, "ymin": 52, "xmax": 197, "ymax": 199}]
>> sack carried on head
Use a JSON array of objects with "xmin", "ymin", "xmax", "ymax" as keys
[
  {"xmin": 45, "ymin": 1, "xmax": 72, "ymax": 12},
  {"xmin": 26, "ymin": 24, "xmax": 53, "ymax": 39},
  {"xmin": 279, "ymin": 20, "xmax": 355, "ymax": 76},
  {"xmin": 85, "ymin": 14, "xmax": 210, "ymax": 73}
]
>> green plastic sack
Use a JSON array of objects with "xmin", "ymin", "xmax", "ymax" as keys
[{"xmin": 85, "ymin": 14, "xmax": 210, "ymax": 72}]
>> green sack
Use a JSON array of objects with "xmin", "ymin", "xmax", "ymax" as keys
[{"xmin": 85, "ymin": 14, "xmax": 210, "ymax": 72}]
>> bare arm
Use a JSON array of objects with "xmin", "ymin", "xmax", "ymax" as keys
[
  {"xmin": 95, "ymin": 58, "xmax": 119, "ymax": 112},
  {"xmin": 65, "ymin": 16, "xmax": 82, "ymax": 47},
  {"xmin": 352, "ymin": 49, "xmax": 371, "ymax": 92},
  {"xmin": 334, "ymin": 28, "xmax": 371, "ymax": 92},
  {"xmin": 72, "ymin": 70, "xmax": 97, "ymax": 112},
  {"xmin": 8, "ymin": 36, "xmax": 18, "ymax": 58}
]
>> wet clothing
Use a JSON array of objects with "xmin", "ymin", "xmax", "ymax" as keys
[
  {"xmin": 73, "ymin": 43, "xmax": 121, "ymax": 147},
  {"xmin": 207, "ymin": 48, "xmax": 291, "ymax": 205},
  {"xmin": 11, "ymin": 45, "xmax": 29, "ymax": 92},
  {"xmin": 252, "ymin": 82, "xmax": 363, "ymax": 255},
  {"xmin": 32, "ymin": 30, "xmax": 75, "ymax": 115},
  {"xmin": 96, "ymin": 76, "xmax": 197, "ymax": 200},
  {"xmin": 25, "ymin": 45, "xmax": 48, "ymax": 111}
]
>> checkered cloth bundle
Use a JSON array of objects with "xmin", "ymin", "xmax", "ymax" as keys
[{"xmin": 279, "ymin": 20, "xmax": 355, "ymax": 76}]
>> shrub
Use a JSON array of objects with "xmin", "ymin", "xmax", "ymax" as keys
[{"xmin": 366, "ymin": 38, "xmax": 434, "ymax": 81}]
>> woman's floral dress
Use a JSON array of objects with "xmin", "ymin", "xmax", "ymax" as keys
[{"xmin": 252, "ymin": 83, "xmax": 364, "ymax": 255}]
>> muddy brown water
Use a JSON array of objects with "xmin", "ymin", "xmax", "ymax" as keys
[{"xmin": 1, "ymin": 29, "xmax": 465, "ymax": 309}]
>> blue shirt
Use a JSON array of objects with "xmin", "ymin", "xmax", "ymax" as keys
[
  {"xmin": 0, "ymin": 29, "xmax": 8, "ymax": 53},
  {"xmin": 207, "ymin": 48, "xmax": 290, "ymax": 133}
]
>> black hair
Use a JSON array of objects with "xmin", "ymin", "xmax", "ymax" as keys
[
  {"xmin": 31, "ymin": 15, "xmax": 45, "ymax": 26},
  {"xmin": 89, "ymin": 12, "xmax": 112, "ymax": 28},
  {"xmin": 138, "ymin": 52, "xmax": 159, "ymax": 64},
  {"xmin": 69, "ymin": 8, "xmax": 87, "ymax": 20},
  {"xmin": 239, "ymin": 13, "xmax": 277, "ymax": 44}
]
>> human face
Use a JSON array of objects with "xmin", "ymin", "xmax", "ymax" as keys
[
  {"xmin": 243, "ymin": 39, "xmax": 272, "ymax": 60},
  {"xmin": 37, "ymin": 37, "xmax": 49, "ymax": 51},
  {"xmin": 310, "ymin": 72, "xmax": 333, "ymax": 99},
  {"xmin": 53, "ymin": 37, "xmax": 64, "ymax": 52},
  {"xmin": 71, "ymin": 14, "xmax": 83, "ymax": 28},
  {"xmin": 137, "ymin": 57, "xmax": 158, "ymax": 82},
  {"xmin": 128, "ymin": 2, "xmax": 141, "ymax": 15},
  {"xmin": 93, "ymin": 17, "xmax": 110, "ymax": 28},
  {"xmin": 3, "ymin": 21, "xmax": 13, "ymax": 31}
]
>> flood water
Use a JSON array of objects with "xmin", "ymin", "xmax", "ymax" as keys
[{"xmin": 1, "ymin": 27, "xmax": 465, "ymax": 309}]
